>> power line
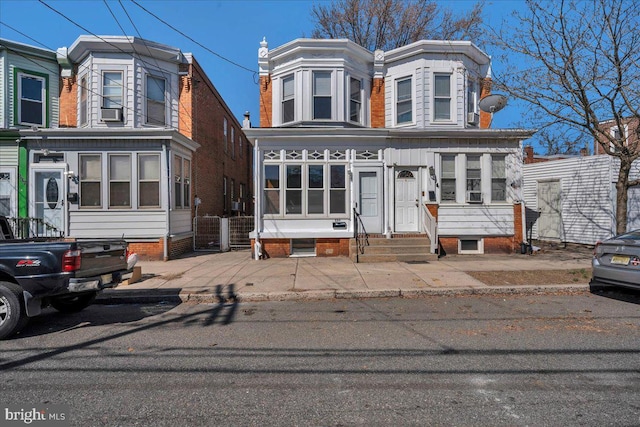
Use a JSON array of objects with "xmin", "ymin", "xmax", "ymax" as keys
[{"xmin": 128, "ymin": 0, "xmax": 257, "ymax": 76}]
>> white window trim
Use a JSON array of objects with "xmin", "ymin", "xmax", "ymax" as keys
[
  {"xmin": 78, "ymin": 73, "xmax": 89, "ymax": 127},
  {"xmin": 432, "ymin": 71, "xmax": 455, "ymax": 124},
  {"xmin": 138, "ymin": 153, "xmax": 161, "ymax": 208},
  {"xmin": 101, "ymin": 69, "xmax": 125, "ymax": 109},
  {"xmin": 440, "ymin": 154, "xmax": 457, "ymax": 204},
  {"xmin": 282, "ymin": 74, "xmax": 295, "ymax": 124},
  {"xmin": 107, "ymin": 153, "xmax": 132, "ymax": 209},
  {"xmin": 17, "ymin": 71, "xmax": 46, "ymax": 127},
  {"xmin": 610, "ymin": 124, "xmax": 629, "ymax": 152},
  {"xmin": 263, "ymin": 150, "xmax": 349, "ymax": 219},
  {"xmin": 395, "ymin": 76, "xmax": 414, "ymax": 127},
  {"xmin": 173, "ymin": 155, "xmax": 191, "ymax": 210},
  {"xmin": 458, "ymin": 238, "xmax": 484, "ymax": 254}
]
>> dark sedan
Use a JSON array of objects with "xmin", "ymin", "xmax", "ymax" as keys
[{"xmin": 592, "ymin": 230, "xmax": 640, "ymax": 290}]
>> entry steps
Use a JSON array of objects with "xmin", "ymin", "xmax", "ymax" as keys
[{"xmin": 349, "ymin": 236, "xmax": 438, "ymax": 263}]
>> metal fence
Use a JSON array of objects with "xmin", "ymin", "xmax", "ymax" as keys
[
  {"xmin": 229, "ymin": 216, "xmax": 253, "ymax": 249},
  {"xmin": 5, "ymin": 217, "xmax": 63, "ymax": 239},
  {"xmin": 194, "ymin": 216, "xmax": 254, "ymax": 251},
  {"xmin": 193, "ymin": 216, "xmax": 222, "ymax": 251}
]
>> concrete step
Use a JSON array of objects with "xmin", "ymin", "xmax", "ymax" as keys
[
  {"xmin": 351, "ymin": 237, "xmax": 431, "ymax": 247},
  {"xmin": 350, "ymin": 236, "xmax": 437, "ymax": 263},
  {"xmin": 356, "ymin": 244, "xmax": 432, "ymax": 255}
]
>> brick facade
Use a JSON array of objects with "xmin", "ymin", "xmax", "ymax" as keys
[
  {"xmin": 479, "ymin": 77, "xmax": 492, "ymax": 129},
  {"xmin": 370, "ymin": 78, "xmax": 385, "ymax": 128},
  {"xmin": 179, "ymin": 58, "xmax": 253, "ymax": 219},
  {"xmin": 58, "ymin": 75, "xmax": 77, "ymax": 127},
  {"xmin": 259, "ymin": 76, "xmax": 272, "ymax": 128}
]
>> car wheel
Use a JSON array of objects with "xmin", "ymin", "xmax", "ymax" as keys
[
  {"xmin": 50, "ymin": 292, "xmax": 98, "ymax": 313},
  {"xmin": 0, "ymin": 281, "xmax": 29, "ymax": 340}
]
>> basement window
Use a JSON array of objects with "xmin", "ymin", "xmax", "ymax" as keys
[
  {"xmin": 291, "ymin": 239, "xmax": 316, "ymax": 257},
  {"xmin": 459, "ymin": 238, "xmax": 484, "ymax": 254}
]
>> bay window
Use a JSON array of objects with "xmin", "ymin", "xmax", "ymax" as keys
[
  {"xmin": 349, "ymin": 77, "xmax": 362, "ymax": 123},
  {"xmin": 80, "ymin": 154, "xmax": 102, "ymax": 208},
  {"xmin": 109, "ymin": 154, "xmax": 131, "ymax": 208},
  {"xmin": 146, "ymin": 75, "xmax": 166, "ymax": 126},
  {"xmin": 491, "ymin": 155, "xmax": 507, "ymax": 202},
  {"xmin": 434, "ymin": 73, "xmax": 452, "ymax": 121},
  {"xmin": 102, "ymin": 71, "xmax": 123, "ymax": 108},
  {"xmin": 264, "ymin": 165, "xmax": 280, "ymax": 215},
  {"xmin": 282, "ymin": 75, "xmax": 295, "ymax": 123},
  {"xmin": 396, "ymin": 77, "xmax": 412, "ymax": 124},
  {"xmin": 138, "ymin": 154, "xmax": 160, "ymax": 207},
  {"xmin": 313, "ymin": 71, "xmax": 331, "ymax": 119}
]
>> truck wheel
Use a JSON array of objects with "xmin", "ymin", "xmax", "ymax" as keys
[
  {"xmin": 0, "ymin": 281, "xmax": 29, "ymax": 340},
  {"xmin": 50, "ymin": 292, "xmax": 97, "ymax": 313}
]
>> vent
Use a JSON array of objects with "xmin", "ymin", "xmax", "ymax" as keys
[
  {"xmin": 101, "ymin": 108, "xmax": 122, "ymax": 122},
  {"xmin": 466, "ymin": 191, "xmax": 483, "ymax": 203},
  {"xmin": 467, "ymin": 112, "xmax": 479, "ymax": 125}
]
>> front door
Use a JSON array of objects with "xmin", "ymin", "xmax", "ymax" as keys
[
  {"xmin": 30, "ymin": 165, "xmax": 66, "ymax": 236},
  {"xmin": 537, "ymin": 180, "xmax": 562, "ymax": 240},
  {"xmin": 355, "ymin": 168, "xmax": 383, "ymax": 233},
  {"xmin": 395, "ymin": 168, "xmax": 419, "ymax": 232}
]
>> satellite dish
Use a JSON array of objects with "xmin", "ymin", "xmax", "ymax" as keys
[{"xmin": 479, "ymin": 94, "xmax": 508, "ymax": 113}]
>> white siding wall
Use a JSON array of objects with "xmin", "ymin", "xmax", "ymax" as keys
[
  {"xmin": 438, "ymin": 205, "xmax": 514, "ymax": 236},
  {"xmin": 522, "ymin": 155, "xmax": 640, "ymax": 244},
  {"xmin": 0, "ymin": 144, "xmax": 18, "ymax": 166},
  {"xmin": 69, "ymin": 211, "xmax": 167, "ymax": 238},
  {"xmin": 0, "ymin": 55, "xmax": 5, "ymax": 128}
]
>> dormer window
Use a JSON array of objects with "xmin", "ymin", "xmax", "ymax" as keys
[
  {"xmin": 396, "ymin": 77, "xmax": 412, "ymax": 124},
  {"xmin": 434, "ymin": 73, "xmax": 452, "ymax": 121},
  {"xmin": 349, "ymin": 77, "xmax": 362, "ymax": 124},
  {"xmin": 313, "ymin": 71, "xmax": 331, "ymax": 120},
  {"xmin": 282, "ymin": 75, "xmax": 295, "ymax": 123},
  {"xmin": 146, "ymin": 75, "xmax": 166, "ymax": 126}
]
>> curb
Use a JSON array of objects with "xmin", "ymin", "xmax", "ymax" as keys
[{"xmin": 96, "ymin": 284, "xmax": 590, "ymax": 305}]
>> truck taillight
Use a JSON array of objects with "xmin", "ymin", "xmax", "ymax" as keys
[{"xmin": 63, "ymin": 250, "xmax": 82, "ymax": 272}]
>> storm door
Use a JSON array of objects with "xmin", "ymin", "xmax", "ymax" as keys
[{"xmin": 30, "ymin": 165, "xmax": 66, "ymax": 236}]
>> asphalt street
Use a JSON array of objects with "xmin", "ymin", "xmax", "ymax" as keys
[{"xmin": 1, "ymin": 291, "xmax": 640, "ymax": 426}]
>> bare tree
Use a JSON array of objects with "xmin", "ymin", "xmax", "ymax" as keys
[
  {"xmin": 310, "ymin": 0, "xmax": 485, "ymax": 51},
  {"xmin": 492, "ymin": 0, "xmax": 640, "ymax": 234}
]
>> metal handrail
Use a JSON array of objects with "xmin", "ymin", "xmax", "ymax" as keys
[
  {"xmin": 5, "ymin": 217, "xmax": 63, "ymax": 239},
  {"xmin": 353, "ymin": 208, "xmax": 369, "ymax": 263},
  {"xmin": 421, "ymin": 204, "xmax": 438, "ymax": 254}
]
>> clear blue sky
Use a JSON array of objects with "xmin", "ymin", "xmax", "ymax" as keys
[{"xmin": 0, "ymin": 0, "xmax": 527, "ymax": 134}]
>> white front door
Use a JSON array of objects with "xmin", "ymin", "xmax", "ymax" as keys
[
  {"xmin": 30, "ymin": 165, "xmax": 67, "ymax": 236},
  {"xmin": 355, "ymin": 168, "xmax": 383, "ymax": 233},
  {"xmin": 537, "ymin": 180, "xmax": 562, "ymax": 240},
  {"xmin": 395, "ymin": 168, "xmax": 419, "ymax": 232}
]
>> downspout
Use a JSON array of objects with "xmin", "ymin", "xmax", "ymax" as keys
[
  {"xmin": 253, "ymin": 140, "xmax": 261, "ymax": 260},
  {"xmin": 164, "ymin": 143, "xmax": 170, "ymax": 261}
]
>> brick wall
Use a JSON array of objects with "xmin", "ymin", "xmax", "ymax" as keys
[
  {"xmin": 370, "ymin": 78, "xmax": 385, "ymax": 128},
  {"xmin": 180, "ymin": 58, "xmax": 253, "ymax": 218},
  {"xmin": 128, "ymin": 239, "xmax": 164, "ymax": 261},
  {"xmin": 439, "ymin": 236, "xmax": 515, "ymax": 255},
  {"xmin": 259, "ymin": 75, "xmax": 272, "ymax": 128},
  {"xmin": 168, "ymin": 235, "xmax": 193, "ymax": 259},
  {"xmin": 58, "ymin": 75, "xmax": 77, "ymax": 127},
  {"xmin": 513, "ymin": 203, "xmax": 524, "ymax": 246},
  {"xmin": 316, "ymin": 238, "xmax": 350, "ymax": 257}
]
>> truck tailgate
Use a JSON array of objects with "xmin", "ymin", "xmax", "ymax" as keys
[{"xmin": 77, "ymin": 241, "xmax": 128, "ymax": 277}]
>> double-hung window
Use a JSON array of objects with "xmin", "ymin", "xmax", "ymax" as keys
[
  {"xmin": 282, "ymin": 75, "xmax": 295, "ymax": 123},
  {"xmin": 17, "ymin": 71, "xmax": 46, "ymax": 126},
  {"xmin": 329, "ymin": 165, "xmax": 346, "ymax": 214},
  {"xmin": 79, "ymin": 75, "xmax": 88, "ymax": 126},
  {"xmin": 231, "ymin": 127, "xmax": 236, "ymax": 159},
  {"xmin": 466, "ymin": 155, "xmax": 482, "ymax": 202},
  {"xmin": 308, "ymin": 165, "xmax": 324, "ymax": 214},
  {"xmin": 146, "ymin": 75, "xmax": 166, "ymax": 126},
  {"xmin": 491, "ymin": 155, "xmax": 507, "ymax": 202},
  {"xmin": 441, "ymin": 155, "xmax": 456, "ymax": 202},
  {"xmin": 286, "ymin": 165, "xmax": 303, "ymax": 214},
  {"xmin": 103, "ymin": 71, "xmax": 123, "ymax": 109},
  {"xmin": 467, "ymin": 78, "xmax": 477, "ymax": 121},
  {"xmin": 80, "ymin": 154, "xmax": 102, "ymax": 208},
  {"xmin": 139, "ymin": 154, "xmax": 160, "ymax": 208},
  {"xmin": 396, "ymin": 77, "xmax": 412, "ymax": 124},
  {"xmin": 173, "ymin": 155, "xmax": 191, "ymax": 209},
  {"xmin": 109, "ymin": 154, "xmax": 131, "ymax": 208},
  {"xmin": 223, "ymin": 118, "xmax": 228, "ymax": 152},
  {"xmin": 349, "ymin": 77, "xmax": 362, "ymax": 123},
  {"xmin": 434, "ymin": 73, "xmax": 452, "ymax": 121},
  {"xmin": 313, "ymin": 71, "xmax": 331, "ymax": 120},
  {"xmin": 264, "ymin": 165, "xmax": 280, "ymax": 215}
]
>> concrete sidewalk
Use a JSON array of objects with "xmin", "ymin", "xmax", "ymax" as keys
[{"xmin": 98, "ymin": 249, "xmax": 594, "ymax": 304}]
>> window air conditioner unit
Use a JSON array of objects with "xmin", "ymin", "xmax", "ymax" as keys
[
  {"xmin": 101, "ymin": 108, "xmax": 122, "ymax": 122},
  {"xmin": 466, "ymin": 190, "xmax": 483, "ymax": 203},
  {"xmin": 231, "ymin": 201, "xmax": 241, "ymax": 212},
  {"xmin": 467, "ymin": 112, "xmax": 479, "ymax": 125}
]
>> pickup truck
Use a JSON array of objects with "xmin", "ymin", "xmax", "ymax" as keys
[{"xmin": 0, "ymin": 216, "xmax": 133, "ymax": 339}]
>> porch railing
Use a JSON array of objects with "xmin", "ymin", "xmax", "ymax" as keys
[
  {"xmin": 421, "ymin": 204, "xmax": 438, "ymax": 254},
  {"xmin": 5, "ymin": 217, "xmax": 64, "ymax": 239},
  {"xmin": 353, "ymin": 208, "xmax": 369, "ymax": 263}
]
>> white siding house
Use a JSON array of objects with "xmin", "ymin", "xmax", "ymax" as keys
[
  {"xmin": 523, "ymin": 155, "xmax": 640, "ymax": 245},
  {"xmin": 245, "ymin": 38, "xmax": 534, "ymax": 259}
]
